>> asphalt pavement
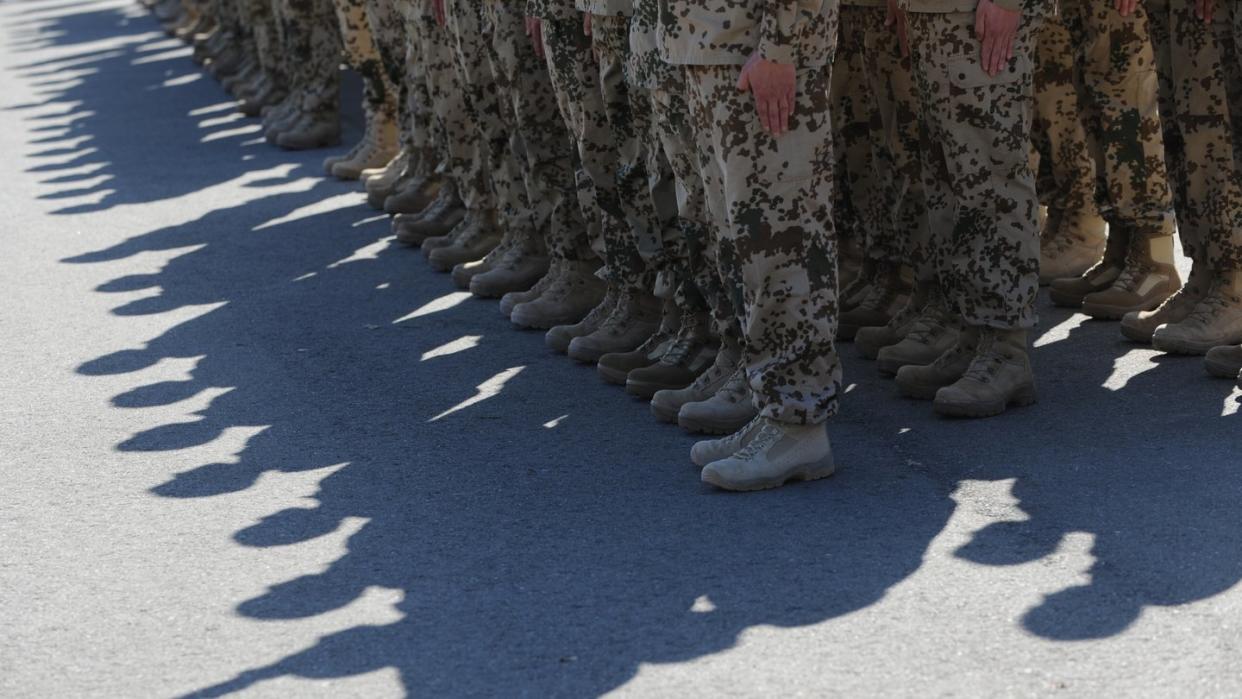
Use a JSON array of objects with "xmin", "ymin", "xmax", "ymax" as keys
[{"xmin": 3, "ymin": 1, "xmax": 1242, "ymax": 696}]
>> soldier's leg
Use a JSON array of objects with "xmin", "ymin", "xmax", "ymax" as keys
[
  {"xmin": 858, "ymin": 4, "xmax": 960, "ymax": 373},
  {"xmin": 508, "ymin": 10, "xmax": 608, "ymax": 331},
  {"xmin": 897, "ymin": 9, "xmax": 1041, "ymax": 418},
  {"xmin": 357, "ymin": 0, "xmax": 413, "ymax": 195},
  {"xmin": 834, "ymin": 5, "xmax": 909, "ymax": 339},
  {"xmin": 1063, "ymin": 0, "xmax": 1182, "ymax": 320},
  {"xmin": 1144, "ymin": 0, "xmax": 1242, "ymax": 356},
  {"xmin": 558, "ymin": 14, "xmax": 663, "ymax": 363},
  {"xmin": 466, "ymin": 1, "xmax": 581, "ymax": 298},
  {"xmin": 324, "ymin": 0, "xmax": 398, "ymax": 178},
  {"xmin": 271, "ymin": 0, "xmax": 342, "ymax": 150},
  {"xmin": 391, "ymin": 10, "xmax": 481, "ymax": 249},
  {"xmin": 1033, "ymin": 9, "xmax": 1108, "ymax": 284}
]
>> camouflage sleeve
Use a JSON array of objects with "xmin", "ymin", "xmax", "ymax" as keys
[
  {"xmin": 757, "ymin": 1, "xmax": 804, "ymax": 65},
  {"xmin": 527, "ymin": 0, "xmax": 545, "ymax": 17}
]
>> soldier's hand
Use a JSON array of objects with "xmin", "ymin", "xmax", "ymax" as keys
[
  {"xmin": 526, "ymin": 16, "xmax": 545, "ymax": 59},
  {"xmin": 1114, "ymin": 0, "xmax": 1139, "ymax": 17},
  {"xmin": 975, "ymin": 0, "xmax": 1020, "ymax": 77},
  {"xmin": 583, "ymin": 12, "xmax": 592, "ymax": 36},
  {"xmin": 736, "ymin": 53, "xmax": 796, "ymax": 137},
  {"xmin": 885, "ymin": 0, "xmax": 909, "ymax": 58},
  {"xmin": 431, "ymin": 0, "xmax": 445, "ymax": 26},
  {"xmin": 1195, "ymin": 0, "xmax": 1215, "ymax": 22}
]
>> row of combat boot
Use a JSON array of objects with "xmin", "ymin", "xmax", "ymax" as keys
[{"xmin": 1043, "ymin": 209, "xmax": 1242, "ymax": 386}]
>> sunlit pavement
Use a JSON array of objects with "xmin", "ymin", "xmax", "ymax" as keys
[{"xmin": 3, "ymin": 2, "xmax": 1241, "ymax": 696}]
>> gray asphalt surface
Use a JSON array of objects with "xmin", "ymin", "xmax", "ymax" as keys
[{"xmin": 3, "ymin": 1, "xmax": 1242, "ymax": 696}]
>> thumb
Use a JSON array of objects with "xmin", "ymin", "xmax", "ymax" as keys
[{"xmin": 736, "ymin": 66, "xmax": 750, "ymax": 92}]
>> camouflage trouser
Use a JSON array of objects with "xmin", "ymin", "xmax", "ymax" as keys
[
  {"xmin": 484, "ymin": 2, "xmax": 587, "ymax": 254},
  {"xmin": 363, "ymin": 0, "xmax": 413, "ymax": 151},
  {"xmin": 446, "ymin": 1, "xmax": 536, "ymax": 238},
  {"xmin": 407, "ymin": 11, "xmax": 487, "ymax": 207},
  {"xmin": 540, "ymin": 14, "xmax": 610, "ymax": 262},
  {"xmin": 330, "ymin": 0, "xmax": 390, "ymax": 114},
  {"xmin": 861, "ymin": 5, "xmax": 932, "ymax": 277},
  {"xmin": 1045, "ymin": 0, "xmax": 1176, "ymax": 241},
  {"xmin": 684, "ymin": 65, "xmax": 841, "ymax": 426},
  {"xmin": 1148, "ymin": 0, "xmax": 1242, "ymax": 271},
  {"xmin": 591, "ymin": 15, "xmax": 665, "ymax": 292},
  {"xmin": 396, "ymin": 2, "xmax": 441, "ymax": 177},
  {"xmin": 277, "ymin": 0, "xmax": 341, "ymax": 114},
  {"xmin": 831, "ymin": 6, "xmax": 881, "ymax": 261},
  {"xmin": 1032, "ymin": 12, "xmax": 1099, "ymax": 230},
  {"xmin": 907, "ymin": 10, "xmax": 1041, "ymax": 330},
  {"xmin": 247, "ymin": 0, "xmax": 286, "ymax": 85}
]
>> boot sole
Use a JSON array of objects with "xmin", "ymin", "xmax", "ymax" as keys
[
  {"xmin": 896, "ymin": 378, "xmax": 953, "ymax": 401},
  {"xmin": 678, "ymin": 413, "xmax": 755, "ymax": 436},
  {"xmin": 1119, "ymin": 321, "xmax": 1155, "ymax": 344},
  {"xmin": 1204, "ymin": 356, "xmax": 1242, "ymax": 379},
  {"xmin": 597, "ymin": 365, "xmax": 630, "ymax": 385},
  {"xmin": 1081, "ymin": 298, "xmax": 1166, "ymax": 321},
  {"xmin": 625, "ymin": 379, "xmax": 687, "ymax": 400},
  {"xmin": 933, "ymin": 384, "xmax": 1038, "ymax": 418},
  {"xmin": 701, "ymin": 459, "xmax": 836, "ymax": 493},
  {"xmin": 1048, "ymin": 289, "xmax": 1087, "ymax": 308},
  {"xmin": 649, "ymin": 400, "xmax": 680, "ymax": 424},
  {"xmin": 1153, "ymin": 336, "xmax": 1242, "ymax": 356}
]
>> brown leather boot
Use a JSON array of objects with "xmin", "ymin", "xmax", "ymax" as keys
[
  {"xmin": 894, "ymin": 326, "xmax": 981, "ymax": 400},
  {"xmin": 567, "ymin": 289, "xmax": 663, "ymax": 364},
  {"xmin": 625, "ymin": 312, "xmax": 717, "ymax": 398},
  {"xmin": 1039, "ymin": 208, "xmax": 1107, "ymax": 285},
  {"xmin": 1152, "ymin": 271, "xmax": 1242, "ymax": 355},
  {"xmin": 1081, "ymin": 235, "xmax": 1181, "ymax": 319}
]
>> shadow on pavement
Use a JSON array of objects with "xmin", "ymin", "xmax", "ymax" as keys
[{"xmin": 13, "ymin": 0, "xmax": 1242, "ymax": 694}]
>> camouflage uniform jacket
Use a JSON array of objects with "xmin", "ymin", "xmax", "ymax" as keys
[{"xmin": 661, "ymin": 0, "xmax": 840, "ymax": 66}]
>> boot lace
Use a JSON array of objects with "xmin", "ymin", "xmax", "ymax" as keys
[
  {"xmin": 1110, "ymin": 247, "xmax": 1158, "ymax": 293},
  {"xmin": 1184, "ymin": 280, "xmax": 1235, "ymax": 327},
  {"xmin": 961, "ymin": 335, "xmax": 1003, "ymax": 385},
  {"xmin": 733, "ymin": 421, "xmax": 783, "ymax": 461},
  {"xmin": 718, "ymin": 367, "xmax": 749, "ymax": 402}
]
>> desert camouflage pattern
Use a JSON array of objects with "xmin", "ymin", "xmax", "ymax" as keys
[
  {"xmin": 684, "ymin": 64, "xmax": 841, "ymax": 425},
  {"xmin": 1148, "ymin": 0, "xmax": 1242, "ymax": 271},
  {"xmin": 584, "ymin": 15, "xmax": 664, "ymax": 291},
  {"xmin": 445, "ymin": 0, "xmax": 538, "ymax": 239},
  {"xmin": 409, "ymin": 10, "xmax": 488, "ymax": 207},
  {"xmin": 660, "ymin": 0, "xmax": 839, "ymax": 67},
  {"xmin": 244, "ymin": 0, "xmax": 286, "ymax": 86},
  {"xmin": 484, "ymin": 1, "xmax": 591, "ymax": 257},
  {"xmin": 906, "ymin": 9, "xmax": 1042, "ymax": 329},
  {"xmin": 278, "ymin": 0, "xmax": 341, "ymax": 114},
  {"xmin": 860, "ymin": 4, "xmax": 932, "ymax": 275},
  {"xmin": 1038, "ymin": 1, "xmax": 1175, "ymax": 243},
  {"xmin": 1032, "ymin": 11, "xmax": 1098, "ymax": 233},
  {"xmin": 627, "ymin": 0, "xmax": 678, "ymax": 90},
  {"xmin": 830, "ymin": 5, "xmax": 879, "ymax": 263},
  {"xmin": 330, "ymin": 0, "xmax": 391, "ymax": 117}
]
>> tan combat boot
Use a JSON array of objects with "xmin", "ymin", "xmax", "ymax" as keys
[
  {"xmin": 855, "ymin": 282, "xmax": 931, "ymax": 360},
  {"xmin": 1120, "ymin": 261, "xmax": 1209, "ymax": 343},
  {"xmin": 1204, "ymin": 345, "xmax": 1242, "ymax": 380},
  {"xmin": 679, "ymin": 365, "xmax": 758, "ymax": 435},
  {"xmin": 1081, "ymin": 235, "xmax": 1181, "ymax": 319},
  {"xmin": 875, "ymin": 291, "xmax": 960, "ymax": 376},
  {"xmin": 1039, "ymin": 208, "xmax": 1107, "ymax": 285},
  {"xmin": 933, "ymin": 328, "xmax": 1037, "ymax": 418},
  {"xmin": 330, "ymin": 111, "xmax": 399, "ymax": 180},
  {"xmin": 510, "ymin": 260, "xmax": 607, "ymax": 330},
  {"xmin": 838, "ymin": 262, "xmax": 910, "ymax": 341},
  {"xmin": 894, "ymin": 326, "xmax": 981, "ymax": 400},
  {"xmin": 500, "ymin": 260, "xmax": 563, "ymax": 318},
  {"xmin": 323, "ymin": 105, "xmax": 375, "ymax": 175},
  {"xmin": 381, "ymin": 172, "xmax": 441, "ymax": 214},
  {"xmin": 276, "ymin": 110, "xmax": 341, "ymax": 150},
  {"xmin": 840, "ymin": 257, "xmax": 877, "ymax": 314},
  {"xmin": 700, "ymin": 419, "xmax": 835, "ymax": 492},
  {"xmin": 1049, "ymin": 222, "xmax": 1130, "ymax": 307},
  {"xmin": 651, "ymin": 336, "xmax": 740, "ymax": 423},
  {"xmin": 690, "ymin": 414, "xmax": 764, "ymax": 467},
  {"xmin": 595, "ymin": 299, "xmax": 678, "ymax": 380},
  {"xmin": 1152, "ymin": 271, "xmax": 1242, "ymax": 355},
  {"xmin": 625, "ymin": 312, "xmax": 717, "ymax": 398},
  {"xmin": 394, "ymin": 183, "xmax": 464, "ymax": 246},
  {"xmin": 427, "ymin": 211, "xmax": 503, "ymax": 272},
  {"xmin": 469, "ymin": 242, "xmax": 550, "ymax": 299},
  {"xmin": 566, "ymin": 289, "xmax": 663, "ymax": 364}
]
